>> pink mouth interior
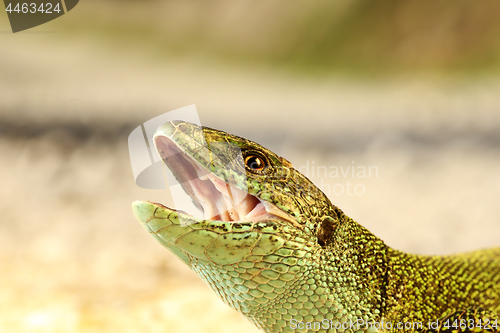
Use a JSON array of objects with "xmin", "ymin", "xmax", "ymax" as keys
[{"xmin": 154, "ymin": 135, "xmax": 272, "ymax": 222}]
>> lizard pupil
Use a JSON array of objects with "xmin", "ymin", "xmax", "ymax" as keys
[{"xmin": 245, "ymin": 155, "xmax": 265, "ymax": 171}]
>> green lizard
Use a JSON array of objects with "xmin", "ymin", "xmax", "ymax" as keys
[{"xmin": 132, "ymin": 121, "xmax": 500, "ymax": 333}]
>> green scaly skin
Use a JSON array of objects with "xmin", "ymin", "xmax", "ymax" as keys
[{"xmin": 132, "ymin": 121, "xmax": 500, "ymax": 333}]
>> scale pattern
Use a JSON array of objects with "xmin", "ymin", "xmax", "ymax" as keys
[{"xmin": 132, "ymin": 121, "xmax": 500, "ymax": 333}]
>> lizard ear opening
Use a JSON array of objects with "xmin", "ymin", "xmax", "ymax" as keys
[{"xmin": 317, "ymin": 216, "xmax": 336, "ymax": 247}]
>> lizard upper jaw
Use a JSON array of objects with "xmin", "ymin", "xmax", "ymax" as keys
[{"xmin": 154, "ymin": 134, "xmax": 276, "ymax": 223}]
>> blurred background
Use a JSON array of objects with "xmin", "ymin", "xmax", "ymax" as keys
[{"xmin": 1, "ymin": 0, "xmax": 500, "ymax": 332}]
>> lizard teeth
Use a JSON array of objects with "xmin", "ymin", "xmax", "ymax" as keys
[
  {"xmin": 195, "ymin": 173, "xmax": 270, "ymax": 222},
  {"xmin": 221, "ymin": 187, "xmax": 239, "ymax": 221},
  {"xmin": 206, "ymin": 173, "xmax": 254, "ymax": 222}
]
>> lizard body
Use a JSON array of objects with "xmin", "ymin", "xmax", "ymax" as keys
[{"xmin": 132, "ymin": 121, "xmax": 500, "ymax": 332}]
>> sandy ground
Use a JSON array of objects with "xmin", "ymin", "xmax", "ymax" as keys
[{"xmin": 1, "ymin": 26, "xmax": 500, "ymax": 332}]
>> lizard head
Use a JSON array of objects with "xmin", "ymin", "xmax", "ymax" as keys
[
  {"xmin": 132, "ymin": 120, "xmax": 341, "ymax": 265},
  {"xmin": 131, "ymin": 120, "xmax": 352, "ymax": 330}
]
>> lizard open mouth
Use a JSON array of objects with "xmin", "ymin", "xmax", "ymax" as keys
[{"xmin": 154, "ymin": 134, "xmax": 277, "ymax": 223}]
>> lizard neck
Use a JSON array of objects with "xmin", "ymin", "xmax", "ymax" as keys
[
  {"xmin": 190, "ymin": 212, "xmax": 392, "ymax": 333},
  {"xmin": 325, "ymin": 215, "xmax": 390, "ymax": 323}
]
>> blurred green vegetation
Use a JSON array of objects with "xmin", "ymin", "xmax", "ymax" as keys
[{"xmin": 51, "ymin": 0, "xmax": 500, "ymax": 76}]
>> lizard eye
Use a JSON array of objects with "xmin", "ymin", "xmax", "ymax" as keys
[{"xmin": 245, "ymin": 154, "xmax": 266, "ymax": 171}]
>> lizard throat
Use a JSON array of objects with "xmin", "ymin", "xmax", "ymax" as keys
[{"xmin": 154, "ymin": 135, "xmax": 276, "ymax": 223}]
